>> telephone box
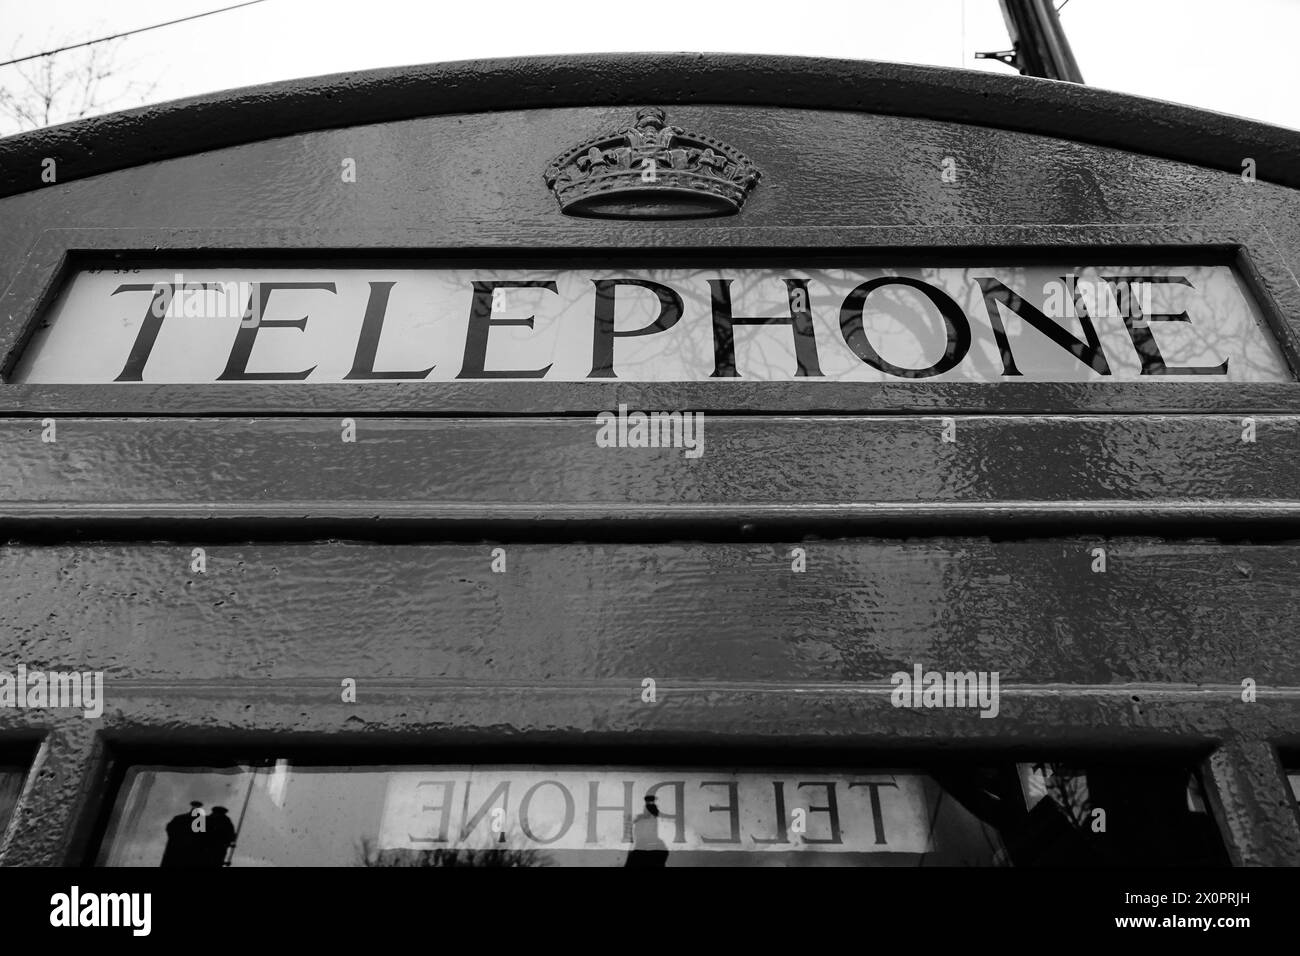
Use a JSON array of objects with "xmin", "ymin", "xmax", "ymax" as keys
[{"xmin": 0, "ymin": 54, "xmax": 1298, "ymax": 867}]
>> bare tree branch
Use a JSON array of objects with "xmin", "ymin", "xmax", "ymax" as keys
[{"xmin": 0, "ymin": 33, "xmax": 162, "ymax": 135}]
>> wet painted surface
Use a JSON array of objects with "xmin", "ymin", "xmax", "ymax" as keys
[
  {"xmin": 4, "ymin": 106, "xmax": 1299, "ymax": 273},
  {"xmin": 1, "ymin": 539, "xmax": 1299, "ymax": 686},
  {"xmin": 1204, "ymin": 742, "xmax": 1300, "ymax": 866},
  {"xmin": 0, "ymin": 416, "xmax": 1296, "ymax": 518}
]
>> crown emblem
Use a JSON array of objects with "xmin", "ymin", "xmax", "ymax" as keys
[{"xmin": 544, "ymin": 107, "xmax": 761, "ymax": 219}]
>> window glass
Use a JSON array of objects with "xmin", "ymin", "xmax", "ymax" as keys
[
  {"xmin": 95, "ymin": 758, "xmax": 1227, "ymax": 867},
  {"xmin": 0, "ymin": 763, "xmax": 29, "ymax": 835},
  {"xmin": 1005, "ymin": 762, "xmax": 1224, "ymax": 867}
]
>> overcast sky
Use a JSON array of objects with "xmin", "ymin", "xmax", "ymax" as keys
[{"xmin": 1, "ymin": 0, "xmax": 1298, "ymax": 135}]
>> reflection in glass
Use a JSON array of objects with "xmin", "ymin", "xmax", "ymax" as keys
[
  {"xmin": 95, "ymin": 760, "xmax": 1228, "ymax": 868},
  {"xmin": 625, "ymin": 793, "xmax": 669, "ymax": 868},
  {"xmin": 992, "ymin": 763, "xmax": 1226, "ymax": 866},
  {"xmin": 0, "ymin": 766, "xmax": 27, "ymax": 835}
]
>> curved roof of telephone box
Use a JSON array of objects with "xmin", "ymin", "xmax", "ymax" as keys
[{"xmin": 1, "ymin": 52, "xmax": 1298, "ymax": 198}]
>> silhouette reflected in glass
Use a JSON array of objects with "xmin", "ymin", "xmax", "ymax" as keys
[
  {"xmin": 625, "ymin": 794, "xmax": 669, "ymax": 868},
  {"xmin": 161, "ymin": 801, "xmax": 206, "ymax": 867},
  {"xmin": 207, "ymin": 806, "xmax": 236, "ymax": 867},
  {"xmin": 160, "ymin": 801, "xmax": 236, "ymax": 867}
]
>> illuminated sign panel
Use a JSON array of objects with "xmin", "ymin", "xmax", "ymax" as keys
[{"xmin": 12, "ymin": 263, "xmax": 1290, "ymax": 383}]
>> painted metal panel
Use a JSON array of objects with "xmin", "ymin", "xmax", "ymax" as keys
[
  {"xmin": 0, "ymin": 417, "xmax": 1296, "ymax": 536},
  {"xmin": 1, "ymin": 539, "xmax": 1298, "ymax": 686}
]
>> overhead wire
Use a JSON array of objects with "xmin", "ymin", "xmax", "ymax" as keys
[{"xmin": 0, "ymin": 0, "xmax": 272, "ymax": 69}]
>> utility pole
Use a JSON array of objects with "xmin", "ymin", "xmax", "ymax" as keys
[{"xmin": 977, "ymin": 0, "xmax": 1085, "ymax": 84}]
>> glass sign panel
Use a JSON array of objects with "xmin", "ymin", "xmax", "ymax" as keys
[
  {"xmin": 94, "ymin": 759, "xmax": 1228, "ymax": 867},
  {"xmin": 0, "ymin": 764, "xmax": 26, "ymax": 835},
  {"xmin": 12, "ymin": 262, "xmax": 1291, "ymax": 383}
]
